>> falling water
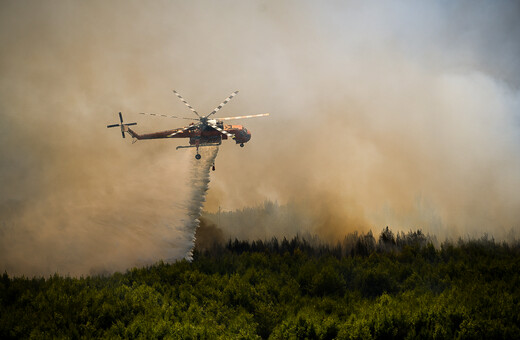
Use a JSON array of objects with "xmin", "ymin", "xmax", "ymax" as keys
[{"xmin": 180, "ymin": 146, "xmax": 219, "ymax": 260}]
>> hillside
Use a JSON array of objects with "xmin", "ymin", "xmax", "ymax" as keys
[{"xmin": 1, "ymin": 230, "xmax": 519, "ymax": 339}]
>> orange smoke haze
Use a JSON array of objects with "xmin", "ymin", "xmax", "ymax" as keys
[{"xmin": 1, "ymin": 1, "xmax": 519, "ymax": 276}]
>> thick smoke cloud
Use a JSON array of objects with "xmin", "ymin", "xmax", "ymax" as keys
[{"xmin": 1, "ymin": 1, "xmax": 519, "ymax": 276}]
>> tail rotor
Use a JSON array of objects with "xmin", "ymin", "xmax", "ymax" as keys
[{"xmin": 107, "ymin": 112, "xmax": 137, "ymax": 138}]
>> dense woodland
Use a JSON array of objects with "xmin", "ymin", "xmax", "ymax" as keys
[{"xmin": 1, "ymin": 228, "xmax": 519, "ymax": 339}]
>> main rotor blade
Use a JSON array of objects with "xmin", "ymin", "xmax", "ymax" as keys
[
  {"xmin": 205, "ymin": 91, "xmax": 239, "ymax": 118},
  {"xmin": 121, "ymin": 130, "xmax": 126, "ymax": 138},
  {"xmin": 107, "ymin": 124, "xmax": 120, "ymax": 128},
  {"xmin": 172, "ymin": 90, "xmax": 201, "ymax": 118},
  {"xmin": 139, "ymin": 112, "xmax": 196, "ymax": 120},
  {"xmin": 119, "ymin": 112, "xmax": 123, "ymax": 123},
  {"xmin": 125, "ymin": 122, "xmax": 137, "ymax": 126},
  {"xmin": 218, "ymin": 113, "xmax": 270, "ymax": 121},
  {"xmin": 167, "ymin": 123, "xmax": 198, "ymax": 138},
  {"xmin": 209, "ymin": 123, "xmax": 235, "ymax": 139}
]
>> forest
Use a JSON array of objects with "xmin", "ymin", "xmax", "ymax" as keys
[{"xmin": 1, "ymin": 226, "xmax": 519, "ymax": 339}]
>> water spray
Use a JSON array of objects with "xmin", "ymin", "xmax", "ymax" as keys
[{"xmin": 181, "ymin": 146, "xmax": 219, "ymax": 260}]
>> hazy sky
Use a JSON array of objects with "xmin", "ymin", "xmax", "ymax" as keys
[{"xmin": 1, "ymin": 0, "xmax": 519, "ymax": 275}]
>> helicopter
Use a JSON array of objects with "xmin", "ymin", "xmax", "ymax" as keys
[{"xmin": 107, "ymin": 90, "xmax": 269, "ymax": 161}]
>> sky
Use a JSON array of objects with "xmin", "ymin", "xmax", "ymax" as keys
[{"xmin": 1, "ymin": 0, "xmax": 519, "ymax": 276}]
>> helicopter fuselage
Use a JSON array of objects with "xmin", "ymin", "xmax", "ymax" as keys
[{"xmin": 126, "ymin": 123, "xmax": 251, "ymax": 145}]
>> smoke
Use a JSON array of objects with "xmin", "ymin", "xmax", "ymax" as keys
[
  {"xmin": 0, "ymin": 144, "xmax": 216, "ymax": 276},
  {"xmin": 1, "ymin": 1, "xmax": 520, "ymax": 276},
  {"xmin": 203, "ymin": 0, "xmax": 520, "ymax": 241},
  {"xmin": 195, "ymin": 217, "xmax": 225, "ymax": 253}
]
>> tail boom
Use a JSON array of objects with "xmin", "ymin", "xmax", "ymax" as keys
[{"xmin": 126, "ymin": 127, "xmax": 190, "ymax": 140}]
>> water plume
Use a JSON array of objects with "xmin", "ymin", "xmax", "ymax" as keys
[{"xmin": 180, "ymin": 147, "xmax": 219, "ymax": 261}]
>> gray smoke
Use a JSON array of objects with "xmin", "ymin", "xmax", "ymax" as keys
[{"xmin": 1, "ymin": 1, "xmax": 520, "ymax": 276}]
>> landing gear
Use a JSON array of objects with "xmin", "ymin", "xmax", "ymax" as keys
[
  {"xmin": 195, "ymin": 143, "xmax": 201, "ymax": 159},
  {"xmin": 240, "ymin": 143, "xmax": 244, "ymax": 147}
]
